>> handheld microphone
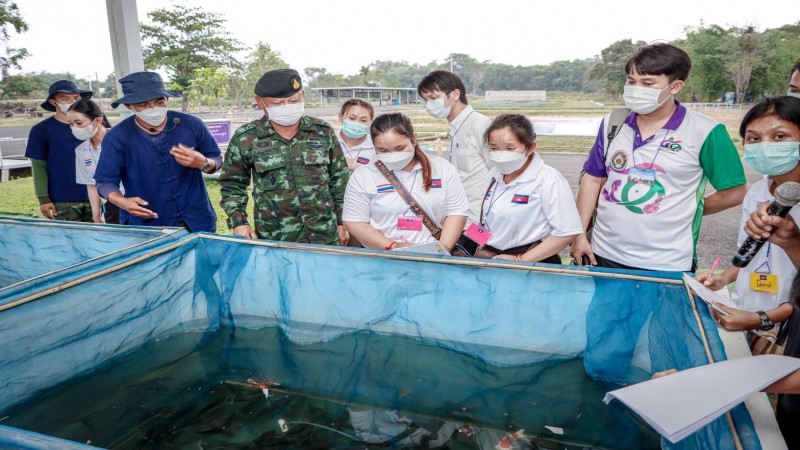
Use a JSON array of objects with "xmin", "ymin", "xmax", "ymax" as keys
[{"xmin": 731, "ymin": 181, "xmax": 800, "ymax": 267}]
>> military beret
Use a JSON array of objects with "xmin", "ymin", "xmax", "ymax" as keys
[{"xmin": 254, "ymin": 68, "xmax": 303, "ymax": 98}]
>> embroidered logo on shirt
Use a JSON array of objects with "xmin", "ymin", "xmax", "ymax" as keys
[
  {"xmin": 660, "ymin": 137, "xmax": 683, "ymax": 153},
  {"xmin": 431, "ymin": 178, "xmax": 442, "ymax": 188},
  {"xmin": 610, "ymin": 150, "xmax": 628, "ymax": 170},
  {"xmin": 356, "ymin": 156, "xmax": 370, "ymax": 165},
  {"xmin": 83, "ymin": 158, "xmax": 93, "ymax": 167},
  {"xmin": 377, "ymin": 184, "xmax": 395, "ymax": 193},
  {"xmin": 511, "ymin": 194, "xmax": 529, "ymax": 204}
]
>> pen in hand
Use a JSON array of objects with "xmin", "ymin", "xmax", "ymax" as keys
[{"xmin": 705, "ymin": 256, "xmax": 721, "ymax": 283}]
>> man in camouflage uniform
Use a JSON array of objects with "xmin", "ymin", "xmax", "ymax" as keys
[{"xmin": 219, "ymin": 68, "xmax": 349, "ymax": 245}]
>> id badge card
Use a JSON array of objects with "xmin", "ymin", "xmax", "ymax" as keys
[
  {"xmin": 464, "ymin": 222, "xmax": 491, "ymax": 246},
  {"xmin": 397, "ymin": 216, "xmax": 422, "ymax": 231},
  {"xmin": 750, "ymin": 272, "xmax": 778, "ymax": 294},
  {"xmin": 628, "ymin": 167, "xmax": 656, "ymax": 185}
]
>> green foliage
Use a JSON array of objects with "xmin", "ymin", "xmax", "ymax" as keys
[
  {"xmin": 140, "ymin": 1, "xmax": 243, "ymax": 104},
  {"xmin": 587, "ymin": 39, "xmax": 647, "ymax": 99},
  {"xmin": 188, "ymin": 67, "xmax": 230, "ymax": 111},
  {"xmin": 0, "ymin": 73, "xmax": 45, "ymax": 100},
  {"xmin": 0, "ymin": 0, "xmax": 28, "ymax": 80}
]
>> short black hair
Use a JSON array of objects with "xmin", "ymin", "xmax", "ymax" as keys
[
  {"xmin": 417, "ymin": 70, "xmax": 468, "ymax": 105},
  {"xmin": 625, "ymin": 43, "xmax": 692, "ymax": 82},
  {"xmin": 485, "ymin": 114, "xmax": 537, "ymax": 148},
  {"xmin": 739, "ymin": 96, "xmax": 800, "ymax": 138}
]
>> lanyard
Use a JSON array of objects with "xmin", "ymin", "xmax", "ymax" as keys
[
  {"xmin": 394, "ymin": 170, "xmax": 418, "ymax": 217},
  {"xmin": 480, "ymin": 179, "xmax": 511, "ymax": 230},
  {"xmin": 754, "ymin": 244, "xmax": 773, "ymax": 274},
  {"xmin": 340, "ymin": 139, "xmax": 363, "ymax": 162},
  {"xmin": 449, "ymin": 110, "xmax": 474, "ymax": 162},
  {"xmin": 631, "ymin": 129, "xmax": 669, "ymax": 169}
]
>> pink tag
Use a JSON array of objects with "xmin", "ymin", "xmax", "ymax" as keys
[
  {"xmin": 464, "ymin": 223, "xmax": 491, "ymax": 246},
  {"xmin": 397, "ymin": 216, "xmax": 422, "ymax": 231}
]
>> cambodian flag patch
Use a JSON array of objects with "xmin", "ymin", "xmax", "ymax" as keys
[
  {"xmin": 377, "ymin": 184, "xmax": 395, "ymax": 194},
  {"xmin": 431, "ymin": 178, "xmax": 442, "ymax": 188},
  {"xmin": 356, "ymin": 156, "xmax": 370, "ymax": 164},
  {"xmin": 511, "ymin": 194, "xmax": 529, "ymax": 204}
]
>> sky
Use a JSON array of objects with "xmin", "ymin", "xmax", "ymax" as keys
[{"xmin": 8, "ymin": 0, "xmax": 795, "ymax": 84}]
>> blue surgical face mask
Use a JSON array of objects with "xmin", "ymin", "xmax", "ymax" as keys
[
  {"xmin": 341, "ymin": 119, "xmax": 369, "ymax": 139},
  {"xmin": 743, "ymin": 141, "xmax": 800, "ymax": 176},
  {"xmin": 425, "ymin": 94, "xmax": 452, "ymax": 119}
]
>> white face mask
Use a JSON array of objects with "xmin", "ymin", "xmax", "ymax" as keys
[
  {"xmin": 425, "ymin": 95, "xmax": 452, "ymax": 119},
  {"xmin": 623, "ymin": 83, "xmax": 674, "ymax": 114},
  {"xmin": 134, "ymin": 106, "xmax": 168, "ymax": 127},
  {"xmin": 788, "ymin": 91, "xmax": 800, "ymax": 99},
  {"xmin": 56, "ymin": 101, "xmax": 76, "ymax": 114},
  {"xmin": 377, "ymin": 150, "xmax": 414, "ymax": 171},
  {"xmin": 266, "ymin": 102, "xmax": 304, "ymax": 126},
  {"xmin": 489, "ymin": 150, "xmax": 529, "ymax": 174},
  {"xmin": 71, "ymin": 121, "xmax": 98, "ymax": 141}
]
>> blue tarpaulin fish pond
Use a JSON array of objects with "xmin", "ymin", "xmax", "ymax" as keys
[{"xmin": 0, "ymin": 216, "xmax": 769, "ymax": 449}]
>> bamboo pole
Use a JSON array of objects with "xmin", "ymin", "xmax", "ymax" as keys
[
  {"xmin": 683, "ymin": 282, "xmax": 744, "ymax": 450},
  {"xmin": 0, "ymin": 236, "xmax": 197, "ymax": 313},
  {"xmin": 0, "ymin": 229, "xmax": 184, "ymax": 294}
]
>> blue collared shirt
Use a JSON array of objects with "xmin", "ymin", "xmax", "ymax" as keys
[{"xmin": 95, "ymin": 111, "xmax": 221, "ymax": 232}]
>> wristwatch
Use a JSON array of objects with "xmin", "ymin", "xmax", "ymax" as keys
[
  {"xmin": 201, "ymin": 158, "xmax": 214, "ymax": 173},
  {"xmin": 756, "ymin": 310, "xmax": 775, "ymax": 331}
]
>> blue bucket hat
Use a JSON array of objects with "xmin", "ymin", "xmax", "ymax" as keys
[
  {"xmin": 111, "ymin": 71, "xmax": 182, "ymax": 108},
  {"xmin": 40, "ymin": 80, "xmax": 93, "ymax": 112}
]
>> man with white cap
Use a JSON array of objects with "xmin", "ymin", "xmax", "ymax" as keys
[{"xmin": 94, "ymin": 71, "xmax": 221, "ymax": 232}]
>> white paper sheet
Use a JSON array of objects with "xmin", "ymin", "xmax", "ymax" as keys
[
  {"xmin": 682, "ymin": 273, "xmax": 736, "ymax": 316},
  {"xmin": 603, "ymin": 354, "xmax": 800, "ymax": 443}
]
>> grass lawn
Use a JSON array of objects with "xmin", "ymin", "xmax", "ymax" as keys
[{"xmin": 0, "ymin": 177, "xmax": 240, "ymax": 234}]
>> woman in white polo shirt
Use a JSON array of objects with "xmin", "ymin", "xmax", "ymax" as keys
[
  {"xmin": 66, "ymin": 99, "xmax": 118, "ymax": 224},
  {"xmin": 337, "ymin": 99, "xmax": 376, "ymax": 173},
  {"xmin": 472, "ymin": 114, "xmax": 582, "ymax": 263},
  {"xmin": 343, "ymin": 113, "xmax": 469, "ymax": 252}
]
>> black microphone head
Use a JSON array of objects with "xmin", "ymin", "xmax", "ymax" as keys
[{"xmin": 774, "ymin": 181, "xmax": 800, "ymax": 207}]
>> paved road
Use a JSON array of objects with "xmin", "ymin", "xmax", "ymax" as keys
[{"xmin": 2, "ymin": 115, "xmax": 758, "ymax": 270}]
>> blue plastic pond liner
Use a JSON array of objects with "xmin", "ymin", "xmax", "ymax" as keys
[{"xmin": 0, "ymin": 222, "xmax": 763, "ymax": 449}]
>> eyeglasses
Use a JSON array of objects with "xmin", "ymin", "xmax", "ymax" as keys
[{"xmin": 133, "ymin": 97, "xmax": 168, "ymax": 109}]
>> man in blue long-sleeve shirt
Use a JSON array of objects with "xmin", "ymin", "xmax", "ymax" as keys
[{"xmin": 94, "ymin": 71, "xmax": 221, "ymax": 232}]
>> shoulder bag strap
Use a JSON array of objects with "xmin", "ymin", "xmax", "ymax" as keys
[{"xmin": 375, "ymin": 160, "xmax": 442, "ymax": 239}]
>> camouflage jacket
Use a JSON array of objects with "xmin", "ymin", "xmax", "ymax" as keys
[{"xmin": 219, "ymin": 115, "xmax": 349, "ymax": 244}]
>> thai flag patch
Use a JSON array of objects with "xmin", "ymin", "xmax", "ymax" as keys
[
  {"xmin": 431, "ymin": 178, "xmax": 442, "ymax": 188},
  {"xmin": 511, "ymin": 194, "xmax": 529, "ymax": 204},
  {"xmin": 84, "ymin": 158, "xmax": 93, "ymax": 167},
  {"xmin": 377, "ymin": 184, "xmax": 395, "ymax": 194},
  {"xmin": 356, "ymin": 156, "xmax": 370, "ymax": 164}
]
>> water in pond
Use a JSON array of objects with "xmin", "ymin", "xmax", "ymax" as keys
[{"xmin": 1, "ymin": 326, "xmax": 660, "ymax": 449}]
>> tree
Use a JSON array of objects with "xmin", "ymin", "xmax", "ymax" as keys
[
  {"xmin": 723, "ymin": 25, "xmax": 764, "ymax": 103},
  {"xmin": 140, "ymin": 2, "xmax": 243, "ymax": 111},
  {"xmin": 187, "ymin": 67, "xmax": 229, "ymax": 111},
  {"xmin": 588, "ymin": 39, "xmax": 647, "ymax": 100},
  {"xmin": 0, "ymin": 0, "xmax": 28, "ymax": 81},
  {"xmin": 676, "ymin": 23, "xmax": 731, "ymax": 102},
  {"xmin": 0, "ymin": 73, "xmax": 42, "ymax": 100}
]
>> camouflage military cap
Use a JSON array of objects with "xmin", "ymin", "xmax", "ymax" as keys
[{"xmin": 254, "ymin": 68, "xmax": 303, "ymax": 98}]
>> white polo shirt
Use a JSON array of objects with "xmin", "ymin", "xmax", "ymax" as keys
[
  {"xmin": 730, "ymin": 178, "xmax": 800, "ymax": 311},
  {"xmin": 343, "ymin": 154, "xmax": 469, "ymax": 245},
  {"xmin": 449, "ymin": 105, "xmax": 492, "ymax": 224},
  {"xmin": 482, "ymin": 153, "xmax": 582, "ymax": 250},
  {"xmin": 586, "ymin": 104, "xmax": 745, "ymax": 271},
  {"xmin": 338, "ymin": 131, "xmax": 376, "ymax": 169},
  {"xmin": 74, "ymin": 139, "xmax": 101, "ymax": 185}
]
